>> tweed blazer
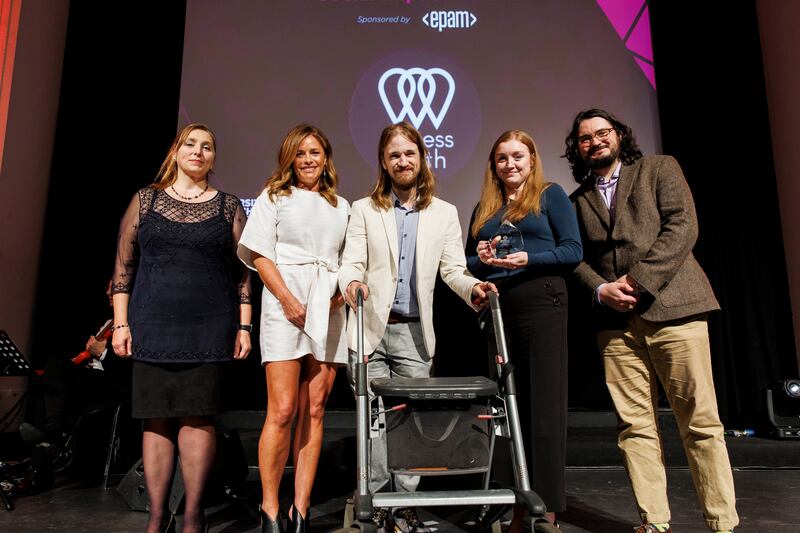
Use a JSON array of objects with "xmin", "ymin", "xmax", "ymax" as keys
[
  {"xmin": 338, "ymin": 196, "xmax": 480, "ymax": 357},
  {"xmin": 571, "ymin": 155, "xmax": 719, "ymax": 327}
]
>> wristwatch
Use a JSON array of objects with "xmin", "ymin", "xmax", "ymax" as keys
[{"xmin": 237, "ymin": 324, "xmax": 253, "ymax": 332}]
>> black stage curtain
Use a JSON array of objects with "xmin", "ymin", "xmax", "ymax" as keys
[
  {"xmin": 650, "ymin": 0, "xmax": 797, "ymax": 425},
  {"xmin": 30, "ymin": 3, "xmax": 187, "ymax": 367}
]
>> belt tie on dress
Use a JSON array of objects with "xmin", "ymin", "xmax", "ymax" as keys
[{"xmin": 279, "ymin": 257, "xmax": 339, "ymax": 350}]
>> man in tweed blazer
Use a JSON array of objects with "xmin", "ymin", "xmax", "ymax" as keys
[{"xmin": 565, "ymin": 109, "xmax": 738, "ymax": 533}]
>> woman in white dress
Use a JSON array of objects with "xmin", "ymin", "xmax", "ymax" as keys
[{"xmin": 238, "ymin": 124, "xmax": 349, "ymax": 533}]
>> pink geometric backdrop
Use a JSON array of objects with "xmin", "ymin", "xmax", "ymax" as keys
[{"xmin": 597, "ymin": 0, "xmax": 656, "ymax": 89}]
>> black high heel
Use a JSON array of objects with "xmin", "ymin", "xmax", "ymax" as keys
[
  {"xmin": 289, "ymin": 506, "xmax": 309, "ymax": 533},
  {"xmin": 259, "ymin": 504, "xmax": 285, "ymax": 533}
]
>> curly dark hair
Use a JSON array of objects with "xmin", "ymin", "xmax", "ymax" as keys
[{"xmin": 563, "ymin": 108, "xmax": 643, "ymax": 183}]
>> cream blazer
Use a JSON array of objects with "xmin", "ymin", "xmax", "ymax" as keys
[{"xmin": 338, "ymin": 196, "xmax": 480, "ymax": 357}]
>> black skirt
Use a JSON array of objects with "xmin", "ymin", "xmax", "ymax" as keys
[{"xmin": 131, "ymin": 361, "xmax": 222, "ymax": 418}]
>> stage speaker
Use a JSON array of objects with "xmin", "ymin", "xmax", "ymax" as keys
[
  {"xmin": 765, "ymin": 380, "xmax": 800, "ymax": 439},
  {"xmin": 115, "ymin": 430, "xmax": 246, "ymax": 511},
  {"xmin": 213, "ymin": 430, "xmax": 248, "ymax": 490},
  {"xmin": 116, "ymin": 457, "xmax": 185, "ymax": 512}
]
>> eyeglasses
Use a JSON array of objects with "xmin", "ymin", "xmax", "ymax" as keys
[{"xmin": 577, "ymin": 128, "xmax": 615, "ymax": 146}]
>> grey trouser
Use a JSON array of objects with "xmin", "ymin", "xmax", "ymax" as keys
[{"xmin": 348, "ymin": 321, "xmax": 432, "ymax": 494}]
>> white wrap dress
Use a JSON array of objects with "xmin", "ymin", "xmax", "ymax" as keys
[{"xmin": 238, "ymin": 187, "xmax": 349, "ymax": 364}]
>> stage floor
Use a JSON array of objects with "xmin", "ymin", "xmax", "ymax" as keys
[
  {"xmin": 3, "ymin": 412, "xmax": 799, "ymax": 532},
  {"xmin": 4, "ymin": 468, "xmax": 798, "ymax": 532}
]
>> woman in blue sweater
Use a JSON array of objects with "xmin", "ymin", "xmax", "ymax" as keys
[{"xmin": 466, "ymin": 130, "xmax": 581, "ymax": 531}]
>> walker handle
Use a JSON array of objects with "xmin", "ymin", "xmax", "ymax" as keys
[
  {"xmin": 355, "ymin": 286, "xmax": 368, "ymax": 394},
  {"xmin": 488, "ymin": 290, "xmax": 500, "ymax": 310},
  {"xmin": 356, "ymin": 287, "xmax": 364, "ymax": 308}
]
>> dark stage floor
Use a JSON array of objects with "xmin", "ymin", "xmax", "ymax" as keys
[{"xmin": 2, "ymin": 411, "xmax": 799, "ymax": 532}]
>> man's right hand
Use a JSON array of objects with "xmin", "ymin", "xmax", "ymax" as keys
[
  {"xmin": 86, "ymin": 336, "xmax": 107, "ymax": 358},
  {"xmin": 345, "ymin": 281, "xmax": 370, "ymax": 308},
  {"xmin": 597, "ymin": 280, "xmax": 639, "ymax": 312}
]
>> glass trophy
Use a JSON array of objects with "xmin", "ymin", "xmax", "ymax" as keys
[{"xmin": 491, "ymin": 220, "xmax": 524, "ymax": 259}]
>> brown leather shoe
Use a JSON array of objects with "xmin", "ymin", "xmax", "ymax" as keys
[{"xmin": 634, "ymin": 525, "xmax": 672, "ymax": 533}]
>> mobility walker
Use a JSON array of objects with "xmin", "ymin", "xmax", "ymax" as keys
[{"xmin": 341, "ymin": 290, "xmax": 558, "ymax": 533}]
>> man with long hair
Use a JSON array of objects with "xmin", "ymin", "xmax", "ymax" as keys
[
  {"xmin": 339, "ymin": 122, "xmax": 496, "ymax": 533},
  {"xmin": 565, "ymin": 108, "xmax": 738, "ymax": 533}
]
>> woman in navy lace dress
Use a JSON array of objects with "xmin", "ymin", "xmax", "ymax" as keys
[{"xmin": 111, "ymin": 123, "xmax": 252, "ymax": 533}]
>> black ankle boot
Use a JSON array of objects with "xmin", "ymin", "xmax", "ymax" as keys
[
  {"xmin": 289, "ymin": 506, "xmax": 308, "ymax": 533},
  {"xmin": 259, "ymin": 505, "xmax": 284, "ymax": 533}
]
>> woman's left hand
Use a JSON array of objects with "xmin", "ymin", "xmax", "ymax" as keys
[
  {"xmin": 233, "ymin": 330, "xmax": 251, "ymax": 360},
  {"xmin": 490, "ymin": 251, "xmax": 528, "ymax": 270}
]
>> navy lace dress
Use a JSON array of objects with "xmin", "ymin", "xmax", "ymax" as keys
[{"xmin": 112, "ymin": 187, "xmax": 250, "ymax": 417}]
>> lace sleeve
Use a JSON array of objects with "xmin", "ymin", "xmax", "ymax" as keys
[
  {"xmin": 111, "ymin": 190, "xmax": 143, "ymax": 294},
  {"xmin": 230, "ymin": 198, "xmax": 252, "ymax": 304}
]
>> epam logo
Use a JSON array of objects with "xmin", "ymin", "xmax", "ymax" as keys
[
  {"xmin": 378, "ymin": 67, "xmax": 454, "ymax": 130},
  {"xmin": 422, "ymin": 10, "xmax": 477, "ymax": 32}
]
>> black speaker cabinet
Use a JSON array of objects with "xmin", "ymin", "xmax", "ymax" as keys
[
  {"xmin": 765, "ymin": 388, "xmax": 800, "ymax": 439},
  {"xmin": 116, "ymin": 457, "xmax": 185, "ymax": 512},
  {"xmin": 115, "ymin": 430, "xmax": 246, "ymax": 512}
]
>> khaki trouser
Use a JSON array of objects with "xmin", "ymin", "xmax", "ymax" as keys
[{"xmin": 597, "ymin": 314, "xmax": 739, "ymax": 531}]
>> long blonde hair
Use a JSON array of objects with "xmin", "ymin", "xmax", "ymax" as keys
[
  {"xmin": 153, "ymin": 123, "xmax": 216, "ymax": 189},
  {"xmin": 262, "ymin": 124, "xmax": 339, "ymax": 207},
  {"xmin": 369, "ymin": 122, "xmax": 435, "ymax": 210},
  {"xmin": 470, "ymin": 130, "xmax": 550, "ymax": 239}
]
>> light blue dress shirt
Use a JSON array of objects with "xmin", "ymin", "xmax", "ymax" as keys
[{"xmin": 391, "ymin": 192, "xmax": 419, "ymax": 317}]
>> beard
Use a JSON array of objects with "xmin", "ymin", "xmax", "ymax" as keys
[
  {"xmin": 585, "ymin": 144, "xmax": 620, "ymax": 169},
  {"xmin": 391, "ymin": 171, "xmax": 418, "ymax": 191}
]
